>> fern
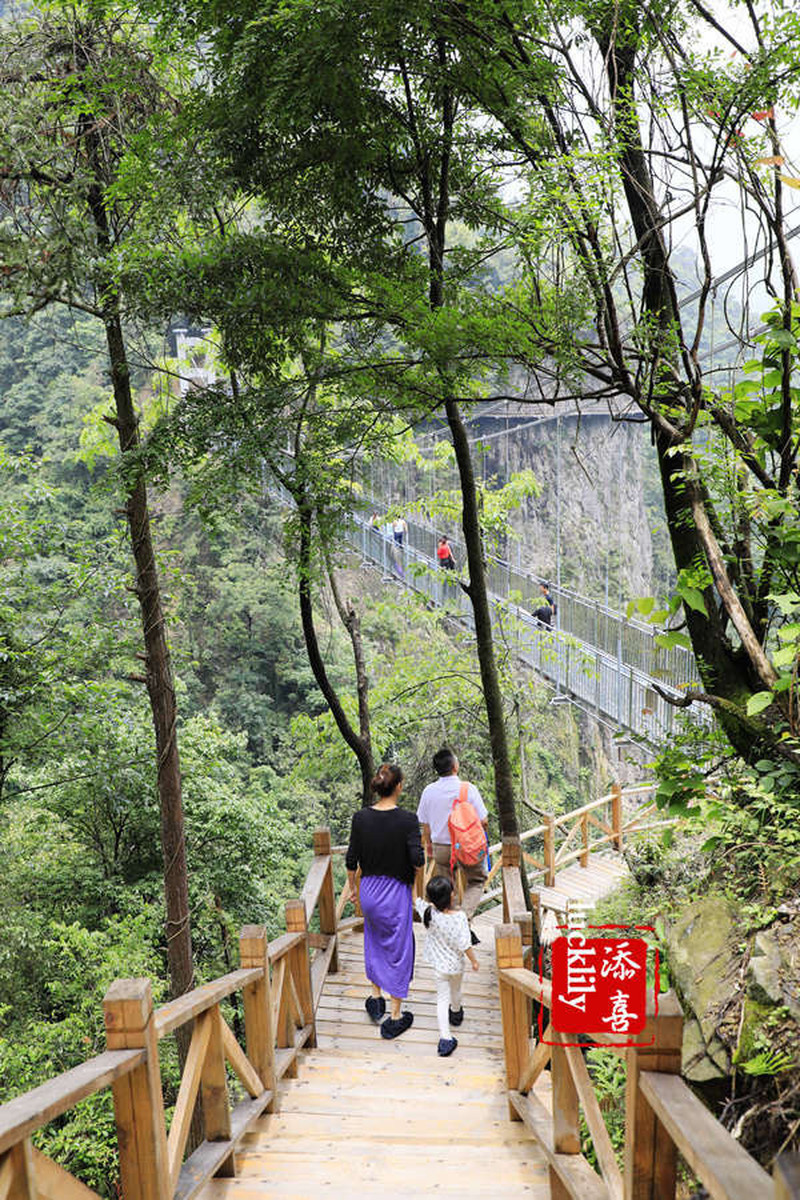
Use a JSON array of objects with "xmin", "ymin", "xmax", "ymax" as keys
[{"xmin": 741, "ymin": 1049, "xmax": 795, "ymax": 1076}]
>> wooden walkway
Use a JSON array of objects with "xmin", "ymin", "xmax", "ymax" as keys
[
  {"xmin": 535, "ymin": 851, "xmax": 630, "ymax": 922},
  {"xmin": 198, "ymin": 906, "xmax": 553, "ymax": 1198}
]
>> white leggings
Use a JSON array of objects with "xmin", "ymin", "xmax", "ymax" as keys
[{"xmin": 435, "ymin": 971, "xmax": 463, "ymax": 1039}]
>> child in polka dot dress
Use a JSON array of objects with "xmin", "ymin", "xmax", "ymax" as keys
[{"xmin": 415, "ymin": 875, "xmax": 479, "ymax": 1056}]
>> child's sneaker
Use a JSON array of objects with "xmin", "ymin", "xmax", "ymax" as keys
[
  {"xmin": 449, "ymin": 1007, "xmax": 464, "ymax": 1026},
  {"xmin": 365, "ymin": 996, "xmax": 386, "ymax": 1023},
  {"xmin": 438, "ymin": 1037, "xmax": 458, "ymax": 1057}
]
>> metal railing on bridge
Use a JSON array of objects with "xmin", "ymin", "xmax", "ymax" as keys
[{"xmin": 348, "ymin": 513, "xmax": 708, "ymax": 743}]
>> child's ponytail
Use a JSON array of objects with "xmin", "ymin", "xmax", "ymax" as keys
[{"xmin": 423, "ymin": 905, "xmax": 433, "ymax": 929}]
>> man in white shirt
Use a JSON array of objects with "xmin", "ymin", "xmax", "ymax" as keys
[{"xmin": 417, "ymin": 747, "xmax": 489, "ymax": 923}]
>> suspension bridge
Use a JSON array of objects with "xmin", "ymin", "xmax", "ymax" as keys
[{"xmin": 346, "ymin": 506, "xmax": 708, "ymax": 746}]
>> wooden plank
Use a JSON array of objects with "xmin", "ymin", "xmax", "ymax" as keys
[
  {"xmin": 173, "ymin": 1091, "xmax": 274, "ymax": 1200},
  {"xmin": 221, "ymin": 1020, "xmax": 263, "ymax": 1099},
  {"xmin": 270, "ymin": 959, "xmax": 286, "ymax": 1040},
  {"xmin": 30, "ymin": 1149, "xmax": 100, "ymax": 1200},
  {"xmin": 266, "ymin": 932, "xmax": 305, "ymax": 964},
  {"xmin": 0, "ymin": 1051, "xmax": 144, "ymax": 1155},
  {"xmin": 509, "ymin": 1091, "xmax": 609, "ymax": 1200},
  {"xmin": 553, "ymin": 817, "xmax": 584, "ymax": 867},
  {"xmin": 587, "ymin": 813, "xmax": 614, "ymax": 837},
  {"xmin": 0, "ymin": 1153, "xmax": 14, "ymax": 1200},
  {"xmin": 498, "ymin": 967, "xmax": 553, "ymax": 1008},
  {"xmin": 167, "ymin": 1011, "xmax": 213, "ymax": 1191},
  {"xmin": 201, "ymin": 1007, "xmax": 232, "ymax": 1148},
  {"xmin": 285, "ymin": 900, "xmax": 316, "ymax": 1048},
  {"xmin": 315, "ymin": 1034, "xmax": 503, "ymax": 1060},
  {"xmin": 154, "ymin": 970, "xmax": 261, "ymax": 1040},
  {"xmin": 310, "ymin": 937, "xmax": 338, "ymax": 1012},
  {"xmin": 639, "ymin": 1071, "xmax": 771, "ymax": 1199},
  {"xmin": 553, "ymin": 796, "xmax": 613, "ymax": 826},
  {"xmin": 0, "ymin": 1141, "xmax": 37, "ymax": 1200},
  {"xmin": 300, "ymin": 856, "xmax": 331, "ymax": 925},
  {"xmin": 312, "ymin": 831, "xmax": 338, "ymax": 976},
  {"xmin": 248, "ymin": 1111, "xmax": 532, "ymax": 1144},
  {"xmin": 562, "ymin": 1043, "xmax": 623, "ymax": 1200},
  {"xmin": 518, "ymin": 1028, "xmax": 553, "ymax": 1094},
  {"xmin": 552, "ymin": 1035, "xmax": 580, "ymax": 1156},
  {"xmin": 624, "ymin": 992, "xmax": 682, "ymax": 1200},
  {"xmin": 774, "ymin": 1155, "xmax": 800, "ymax": 1200}
]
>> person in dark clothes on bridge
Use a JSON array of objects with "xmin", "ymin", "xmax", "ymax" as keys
[
  {"xmin": 535, "ymin": 581, "xmax": 556, "ymax": 627},
  {"xmin": 346, "ymin": 763, "xmax": 423, "ymax": 1039}
]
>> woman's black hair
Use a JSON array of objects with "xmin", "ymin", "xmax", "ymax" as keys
[
  {"xmin": 423, "ymin": 875, "xmax": 454, "ymax": 927},
  {"xmin": 371, "ymin": 762, "xmax": 403, "ymax": 798}
]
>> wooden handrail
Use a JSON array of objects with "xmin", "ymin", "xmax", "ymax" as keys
[
  {"xmin": 493, "ymin": 870, "xmax": 797, "ymax": 1200},
  {"xmin": 154, "ymin": 969, "xmax": 262, "ymax": 1039},
  {"xmin": 0, "ymin": 824, "xmax": 347, "ymax": 1200},
  {"xmin": 301, "ymin": 853, "xmax": 332, "ymax": 923},
  {"xmin": 638, "ymin": 1071, "xmax": 771, "ymax": 1198},
  {"xmin": 0, "ymin": 1050, "xmax": 145, "ymax": 1155}
]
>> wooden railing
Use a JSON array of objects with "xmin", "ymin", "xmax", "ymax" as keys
[
  {"xmin": 0, "ymin": 826, "xmax": 349, "ymax": 1200},
  {"xmin": 495, "ymin": 860, "xmax": 800, "ymax": 1200},
  {"xmin": 483, "ymin": 782, "xmax": 661, "ymax": 901}
]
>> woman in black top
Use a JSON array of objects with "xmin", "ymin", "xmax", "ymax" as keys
[{"xmin": 346, "ymin": 763, "xmax": 423, "ymax": 1039}]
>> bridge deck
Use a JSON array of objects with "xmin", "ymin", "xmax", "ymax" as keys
[{"xmin": 198, "ymin": 906, "xmax": 552, "ymax": 1197}]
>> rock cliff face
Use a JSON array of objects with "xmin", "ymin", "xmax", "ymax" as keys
[{"xmin": 476, "ymin": 411, "xmax": 665, "ymax": 604}]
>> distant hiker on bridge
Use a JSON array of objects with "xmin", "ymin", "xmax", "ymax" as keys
[
  {"xmin": 535, "ymin": 581, "xmax": 556, "ymax": 627},
  {"xmin": 346, "ymin": 763, "xmax": 423, "ymax": 1039},
  {"xmin": 417, "ymin": 747, "xmax": 489, "ymax": 935},
  {"xmin": 392, "ymin": 515, "xmax": 408, "ymax": 546},
  {"xmin": 436, "ymin": 535, "xmax": 456, "ymax": 571},
  {"xmin": 416, "ymin": 875, "xmax": 479, "ymax": 1057}
]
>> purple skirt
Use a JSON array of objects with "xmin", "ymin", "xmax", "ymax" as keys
[{"xmin": 360, "ymin": 875, "xmax": 415, "ymax": 998}]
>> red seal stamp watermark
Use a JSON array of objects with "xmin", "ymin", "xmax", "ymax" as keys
[{"xmin": 542, "ymin": 923, "xmax": 659, "ymax": 1048}]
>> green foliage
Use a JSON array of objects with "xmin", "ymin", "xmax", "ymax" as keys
[{"xmin": 581, "ymin": 1050, "xmax": 626, "ymax": 1168}]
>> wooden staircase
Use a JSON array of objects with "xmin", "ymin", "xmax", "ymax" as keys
[
  {"xmin": 197, "ymin": 906, "xmax": 552, "ymax": 1198},
  {"xmin": 3, "ymin": 804, "xmax": 798, "ymax": 1200}
]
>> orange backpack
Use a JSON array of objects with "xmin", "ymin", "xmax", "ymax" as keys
[{"xmin": 448, "ymin": 782, "xmax": 487, "ymax": 869}]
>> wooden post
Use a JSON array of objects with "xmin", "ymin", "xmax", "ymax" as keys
[
  {"xmin": 285, "ymin": 900, "xmax": 316, "ymax": 1049},
  {"xmin": 1, "ymin": 1139, "xmax": 39, "ymax": 1199},
  {"xmin": 544, "ymin": 815, "xmax": 556, "ymax": 887},
  {"xmin": 774, "ymin": 1155, "xmax": 800, "ymax": 1200},
  {"xmin": 239, "ymin": 926, "xmax": 277, "ymax": 1112},
  {"xmin": 624, "ymin": 990, "xmax": 683, "ymax": 1200},
  {"xmin": 501, "ymin": 838, "xmax": 520, "ymax": 923},
  {"xmin": 611, "ymin": 783, "xmax": 623, "ymax": 852},
  {"xmin": 495, "ymin": 924, "xmax": 530, "ymax": 1122},
  {"xmin": 313, "ymin": 827, "xmax": 338, "ymax": 974},
  {"xmin": 550, "ymin": 1030, "xmax": 580, "ymax": 1200},
  {"xmin": 104, "ymin": 979, "xmax": 170, "ymax": 1200},
  {"xmin": 580, "ymin": 812, "xmax": 589, "ymax": 867}
]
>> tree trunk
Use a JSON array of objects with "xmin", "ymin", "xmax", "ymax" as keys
[
  {"xmin": 82, "ymin": 99, "xmax": 195, "ymax": 1007},
  {"xmin": 104, "ymin": 309, "xmax": 195, "ymax": 1002},
  {"xmin": 297, "ymin": 502, "xmax": 374, "ymax": 804},
  {"xmin": 445, "ymin": 397, "xmax": 520, "ymax": 838},
  {"xmin": 327, "ymin": 563, "xmax": 375, "ymax": 799}
]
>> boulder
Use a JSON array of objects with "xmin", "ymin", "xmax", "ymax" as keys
[
  {"xmin": 748, "ymin": 926, "xmax": 800, "ymax": 1021},
  {"xmin": 665, "ymin": 894, "xmax": 737, "ymax": 1081}
]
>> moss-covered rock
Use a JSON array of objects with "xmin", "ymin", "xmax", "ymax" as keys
[
  {"xmin": 665, "ymin": 893, "xmax": 738, "ymax": 1081},
  {"xmin": 748, "ymin": 926, "xmax": 800, "ymax": 1021}
]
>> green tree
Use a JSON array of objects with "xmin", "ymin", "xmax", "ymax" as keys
[{"xmin": 0, "ymin": 3, "xmax": 196, "ymax": 1002}]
